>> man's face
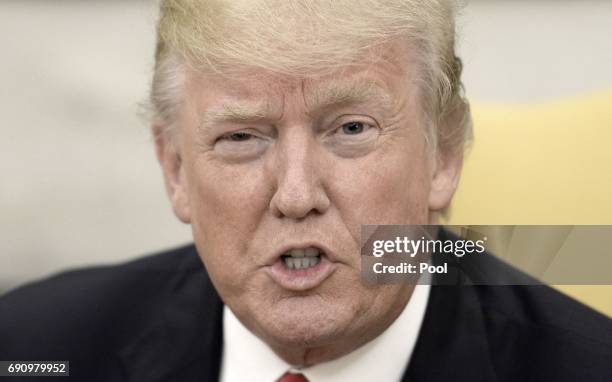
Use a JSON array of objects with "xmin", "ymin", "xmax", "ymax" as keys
[{"xmin": 156, "ymin": 41, "xmax": 461, "ymax": 364}]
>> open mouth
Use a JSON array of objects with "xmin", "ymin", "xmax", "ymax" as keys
[
  {"xmin": 267, "ymin": 244, "xmax": 335, "ymax": 291},
  {"xmin": 281, "ymin": 247, "xmax": 322, "ymax": 270}
]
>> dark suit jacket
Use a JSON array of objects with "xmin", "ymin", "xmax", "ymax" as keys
[{"xmin": 1, "ymin": 231, "xmax": 611, "ymax": 382}]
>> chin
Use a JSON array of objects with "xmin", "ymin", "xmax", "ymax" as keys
[{"xmin": 253, "ymin": 294, "xmax": 357, "ymax": 348}]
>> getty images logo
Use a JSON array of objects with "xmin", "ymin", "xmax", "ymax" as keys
[{"xmin": 371, "ymin": 236, "xmax": 487, "ymax": 258}]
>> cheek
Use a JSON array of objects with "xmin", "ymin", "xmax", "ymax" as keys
[
  {"xmin": 185, "ymin": 160, "xmax": 270, "ymax": 288},
  {"xmin": 329, "ymin": 138, "xmax": 431, "ymax": 228},
  {"xmin": 189, "ymin": 157, "xmax": 270, "ymax": 225}
]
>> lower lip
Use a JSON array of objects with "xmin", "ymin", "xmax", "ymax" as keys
[{"xmin": 266, "ymin": 256, "xmax": 336, "ymax": 291}]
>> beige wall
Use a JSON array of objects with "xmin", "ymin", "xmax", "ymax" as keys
[
  {"xmin": 461, "ymin": 0, "xmax": 612, "ymax": 103},
  {"xmin": 2, "ymin": 0, "xmax": 612, "ymax": 292}
]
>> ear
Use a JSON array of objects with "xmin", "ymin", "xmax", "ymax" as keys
[
  {"xmin": 153, "ymin": 125, "xmax": 191, "ymax": 224},
  {"xmin": 428, "ymin": 148, "xmax": 464, "ymax": 211}
]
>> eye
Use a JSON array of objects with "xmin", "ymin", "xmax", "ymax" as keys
[
  {"xmin": 334, "ymin": 119, "xmax": 378, "ymax": 137},
  {"xmin": 340, "ymin": 121, "xmax": 367, "ymax": 135},
  {"xmin": 214, "ymin": 129, "xmax": 269, "ymax": 162},
  {"xmin": 324, "ymin": 116, "xmax": 380, "ymax": 158},
  {"xmin": 223, "ymin": 131, "xmax": 254, "ymax": 141}
]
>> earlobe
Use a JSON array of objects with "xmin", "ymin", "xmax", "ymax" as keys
[
  {"xmin": 153, "ymin": 126, "xmax": 191, "ymax": 224},
  {"xmin": 428, "ymin": 150, "xmax": 464, "ymax": 211}
]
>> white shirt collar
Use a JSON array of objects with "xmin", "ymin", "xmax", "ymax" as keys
[{"xmin": 220, "ymin": 282, "xmax": 431, "ymax": 382}]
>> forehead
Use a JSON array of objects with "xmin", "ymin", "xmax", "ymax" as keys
[{"xmin": 185, "ymin": 40, "xmax": 418, "ymax": 116}]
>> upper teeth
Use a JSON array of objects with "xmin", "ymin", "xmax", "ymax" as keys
[
  {"xmin": 283, "ymin": 247, "xmax": 321, "ymax": 270},
  {"xmin": 285, "ymin": 247, "xmax": 320, "ymax": 258}
]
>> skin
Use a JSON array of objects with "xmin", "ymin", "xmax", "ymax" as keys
[{"xmin": 155, "ymin": 40, "xmax": 463, "ymax": 366}]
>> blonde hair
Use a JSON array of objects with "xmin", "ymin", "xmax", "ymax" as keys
[{"xmin": 150, "ymin": 0, "xmax": 472, "ymax": 155}]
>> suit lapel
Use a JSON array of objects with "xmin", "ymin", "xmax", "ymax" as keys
[
  {"xmin": 402, "ymin": 229, "xmax": 499, "ymax": 382},
  {"xmin": 118, "ymin": 254, "xmax": 224, "ymax": 382},
  {"xmin": 402, "ymin": 284, "xmax": 499, "ymax": 382}
]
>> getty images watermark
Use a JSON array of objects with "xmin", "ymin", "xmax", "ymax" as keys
[
  {"xmin": 360, "ymin": 225, "xmax": 612, "ymax": 285},
  {"xmin": 360, "ymin": 225, "xmax": 488, "ymax": 284},
  {"xmin": 370, "ymin": 234, "xmax": 487, "ymax": 275}
]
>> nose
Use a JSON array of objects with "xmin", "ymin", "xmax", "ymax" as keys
[{"xmin": 268, "ymin": 131, "xmax": 330, "ymax": 220}]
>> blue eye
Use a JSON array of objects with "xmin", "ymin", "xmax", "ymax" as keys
[{"xmin": 341, "ymin": 121, "xmax": 366, "ymax": 135}]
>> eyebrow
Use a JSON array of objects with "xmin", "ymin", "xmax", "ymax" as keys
[
  {"xmin": 199, "ymin": 102, "xmax": 271, "ymax": 130},
  {"xmin": 199, "ymin": 80, "xmax": 395, "ymax": 131}
]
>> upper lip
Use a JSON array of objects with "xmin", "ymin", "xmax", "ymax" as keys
[{"xmin": 266, "ymin": 241, "xmax": 337, "ymax": 266}]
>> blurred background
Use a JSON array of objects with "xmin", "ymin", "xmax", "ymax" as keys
[{"xmin": 1, "ymin": 1, "xmax": 611, "ymax": 312}]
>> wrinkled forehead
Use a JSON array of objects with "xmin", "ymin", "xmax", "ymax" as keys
[{"xmin": 184, "ymin": 39, "xmax": 418, "ymax": 116}]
